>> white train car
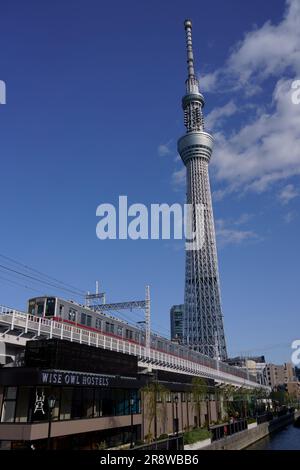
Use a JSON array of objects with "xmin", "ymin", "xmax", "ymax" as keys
[{"xmin": 27, "ymin": 296, "xmax": 250, "ymax": 380}]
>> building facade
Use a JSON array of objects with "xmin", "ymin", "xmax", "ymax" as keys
[
  {"xmin": 265, "ymin": 363, "xmax": 296, "ymax": 390},
  {"xmin": 177, "ymin": 20, "xmax": 227, "ymax": 360},
  {"xmin": 0, "ymin": 339, "xmax": 221, "ymax": 450},
  {"xmin": 226, "ymin": 356, "xmax": 267, "ymax": 386},
  {"xmin": 170, "ymin": 305, "xmax": 184, "ymax": 342}
]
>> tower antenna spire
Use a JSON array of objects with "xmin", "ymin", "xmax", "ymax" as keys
[
  {"xmin": 184, "ymin": 19, "xmax": 195, "ymax": 79},
  {"xmin": 178, "ymin": 20, "xmax": 227, "ymax": 360},
  {"xmin": 184, "ymin": 19, "xmax": 200, "ymax": 96}
]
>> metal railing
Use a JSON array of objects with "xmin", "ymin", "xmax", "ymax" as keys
[
  {"xmin": 210, "ymin": 418, "xmax": 248, "ymax": 441},
  {"xmin": 0, "ymin": 306, "xmax": 267, "ymax": 389},
  {"xmin": 131, "ymin": 435, "xmax": 184, "ymax": 450}
]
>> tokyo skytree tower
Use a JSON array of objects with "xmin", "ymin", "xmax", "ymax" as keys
[{"xmin": 177, "ymin": 20, "xmax": 227, "ymax": 360}]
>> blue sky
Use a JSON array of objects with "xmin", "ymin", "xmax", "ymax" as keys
[{"xmin": 0, "ymin": 0, "xmax": 299, "ymax": 363}]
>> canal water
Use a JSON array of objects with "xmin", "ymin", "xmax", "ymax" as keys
[{"xmin": 246, "ymin": 424, "xmax": 300, "ymax": 450}]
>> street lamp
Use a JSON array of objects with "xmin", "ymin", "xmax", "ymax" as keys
[
  {"xmin": 130, "ymin": 396, "xmax": 135, "ymax": 449},
  {"xmin": 174, "ymin": 395, "xmax": 179, "ymax": 436},
  {"xmin": 47, "ymin": 395, "xmax": 56, "ymax": 450}
]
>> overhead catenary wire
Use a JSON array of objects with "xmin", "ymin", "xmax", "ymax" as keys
[
  {"xmin": 0, "ymin": 263, "xmax": 85, "ymax": 298},
  {"xmin": 0, "ymin": 253, "xmax": 85, "ymax": 296},
  {"xmin": 0, "ymin": 275, "xmax": 46, "ymax": 295}
]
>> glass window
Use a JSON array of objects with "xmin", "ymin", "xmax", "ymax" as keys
[
  {"xmin": 102, "ymin": 389, "xmax": 114, "ymax": 416},
  {"xmin": 28, "ymin": 300, "xmax": 35, "ymax": 315},
  {"xmin": 60, "ymin": 388, "xmax": 72, "ymax": 420},
  {"xmin": 15, "ymin": 387, "xmax": 30, "ymax": 422},
  {"xmin": 95, "ymin": 318, "xmax": 102, "ymax": 330},
  {"xmin": 81, "ymin": 313, "xmax": 86, "ymax": 325},
  {"xmin": 117, "ymin": 326, "xmax": 123, "ymax": 337},
  {"xmin": 45, "ymin": 297, "xmax": 56, "ymax": 317},
  {"xmin": 37, "ymin": 301, "xmax": 44, "ymax": 316},
  {"xmin": 5, "ymin": 387, "xmax": 17, "ymax": 400},
  {"xmin": 86, "ymin": 315, "xmax": 92, "ymax": 327},
  {"xmin": 94, "ymin": 389, "xmax": 102, "ymax": 417},
  {"xmin": 1, "ymin": 401, "xmax": 15, "ymax": 422},
  {"xmin": 69, "ymin": 309, "xmax": 77, "ymax": 322},
  {"xmin": 126, "ymin": 329, "xmax": 133, "ymax": 340},
  {"xmin": 71, "ymin": 388, "xmax": 83, "ymax": 419},
  {"xmin": 82, "ymin": 389, "xmax": 94, "ymax": 418}
]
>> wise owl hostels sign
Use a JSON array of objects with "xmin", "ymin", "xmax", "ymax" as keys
[{"xmin": 41, "ymin": 370, "xmax": 110, "ymax": 387}]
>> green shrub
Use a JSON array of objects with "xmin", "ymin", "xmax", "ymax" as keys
[
  {"xmin": 134, "ymin": 440, "xmax": 144, "ymax": 447},
  {"xmin": 247, "ymin": 417, "xmax": 257, "ymax": 424},
  {"xmin": 183, "ymin": 427, "xmax": 212, "ymax": 445},
  {"xmin": 96, "ymin": 441, "xmax": 107, "ymax": 450},
  {"xmin": 157, "ymin": 434, "xmax": 169, "ymax": 441}
]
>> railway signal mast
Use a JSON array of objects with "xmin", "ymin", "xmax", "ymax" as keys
[{"xmin": 88, "ymin": 285, "xmax": 151, "ymax": 359}]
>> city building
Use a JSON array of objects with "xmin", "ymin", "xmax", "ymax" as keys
[
  {"xmin": 286, "ymin": 381, "xmax": 300, "ymax": 400},
  {"xmin": 177, "ymin": 20, "xmax": 227, "ymax": 360},
  {"xmin": 226, "ymin": 356, "xmax": 267, "ymax": 386},
  {"xmin": 170, "ymin": 305, "xmax": 184, "ymax": 342},
  {"xmin": 0, "ymin": 338, "xmax": 221, "ymax": 449},
  {"xmin": 265, "ymin": 363, "xmax": 296, "ymax": 390}
]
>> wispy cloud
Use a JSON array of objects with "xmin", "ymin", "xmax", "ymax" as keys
[
  {"xmin": 205, "ymin": 100, "xmax": 238, "ymax": 131},
  {"xmin": 197, "ymin": 0, "xmax": 300, "ymax": 199},
  {"xmin": 211, "ymin": 78, "xmax": 300, "ymax": 197},
  {"xmin": 158, "ymin": 139, "xmax": 173, "ymax": 157},
  {"xmin": 172, "ymin": 167, "xmax": 185, "ymax": 188},
  {"xmin": 284, "ymin": 210, "xmax": 297, "ymax": 224},
  {"xmin": 278, "ymin": 184, "xmax": 299, "ymax": 205},
  {"xmin": 216, "ymin": 218, "xmax": 259, "ymax": 247},
  {"xmin": 200, "ymin": 0, "xmax": 300, "ymax": 94}
]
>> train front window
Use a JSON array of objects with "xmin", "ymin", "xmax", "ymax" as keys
[
  {"xmin": 45, "ymin": 298, "xmax": 56, "ymax": 317},
  {"xmin": 28, "ymin": 298, "xmax": 45, "ymax": 317},
  {"xmin": 28, "ymin": 300, "xmax": 35, "ymax": 315}
]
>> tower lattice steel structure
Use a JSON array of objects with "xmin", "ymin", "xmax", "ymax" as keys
[{"xmin": 178, "ymin": 20, "xmax": 227, "ymax": 360}]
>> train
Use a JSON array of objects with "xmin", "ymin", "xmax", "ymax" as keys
[{"xmin": 27, "ymin": 295, "xmax": 252, "ymax": 381}]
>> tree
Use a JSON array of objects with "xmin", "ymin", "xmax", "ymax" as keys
[
  {"xmin": 141, "ymin": 381, "xmax": 169, "ymax": 441},
  {"xmin": 191, "ymin": 377, "xmax": 209, "ymax": 427}
]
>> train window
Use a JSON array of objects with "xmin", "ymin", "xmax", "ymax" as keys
[
  {"xmin": 68, "ymin": 309, "xmax": 77, "ymax": 322},
  {"xmin": 59, "ymin": 304, "xmax": 64, "ymax": 317},
  {"xmin": 95, "ymin": 318, "xmax": 102, "ymax": 330},
  {"xmin": 117, "ymin": 326, "xmax": 123, "ymax": 337},
  {"xmin": 105, "ymin": 322, "xmax": 114, "ymax": 334},
  {"xmin": 45, "ymin": 298, "xmax": 55, "ymax": 317},
  {"xmin": 125, "ymin": 329, "xmax": 133, "ymax": 340},
  {"xmin": 86, "ymin": 315, "xmax": 92, "ymax": 327},
  {"xmin": 134, "ymin": 332, "xmax": 139, "ymax": 342},
  {"xmin": 37, "ymin": 302, "xmax": 44, "ymax": 316},
  {"xmin": 81, "ymin": 313, "xmax": 86, "ymax": 325},
  {"xmin": 28, "ymin": 300, "xmax": 35, "ymax": 315}
]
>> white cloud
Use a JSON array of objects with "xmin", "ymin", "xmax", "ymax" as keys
[
  {"xmin": 158, "ymin": 140, "xmax": 173, "ymax": 157},
  {"xmin": 284, "ymin": 210, "xmax": 297, "ymax": 223},
  {"xmin": 172, "ymin": 167, "xmax": 186, "ymax": 188},
  {"xmin": 278, "ymin": 184, "xmax": 299, "ymax": 205},
  {"xmin": 200, "ymin": 0, "xmax": 300, "ymax": 94},
  {"xmin": 194, "ymin": 0, "xmax": 300, "ymax": 198},
  {"xmin": 211, "ymin": 78, "xmax": 300, "ymax": 195},
  {"xmin": 205, "ymin": 100, "xmax": 238, "ymax": 131},
  {"xmin": 215, "ymin": 218, "xmax": 259, "ymax": 247},
  {"xmin": 233, "ymin": 213, "xmax": 254, "ymax": 226},
  {"xmin": 198, "ymin": 71, "xmax": 218, "ymax": 92}
]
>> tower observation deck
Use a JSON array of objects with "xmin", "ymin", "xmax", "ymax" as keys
[{"xmin": 178, "ymin": 20, "xmax": 227, "ymax": 360}]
